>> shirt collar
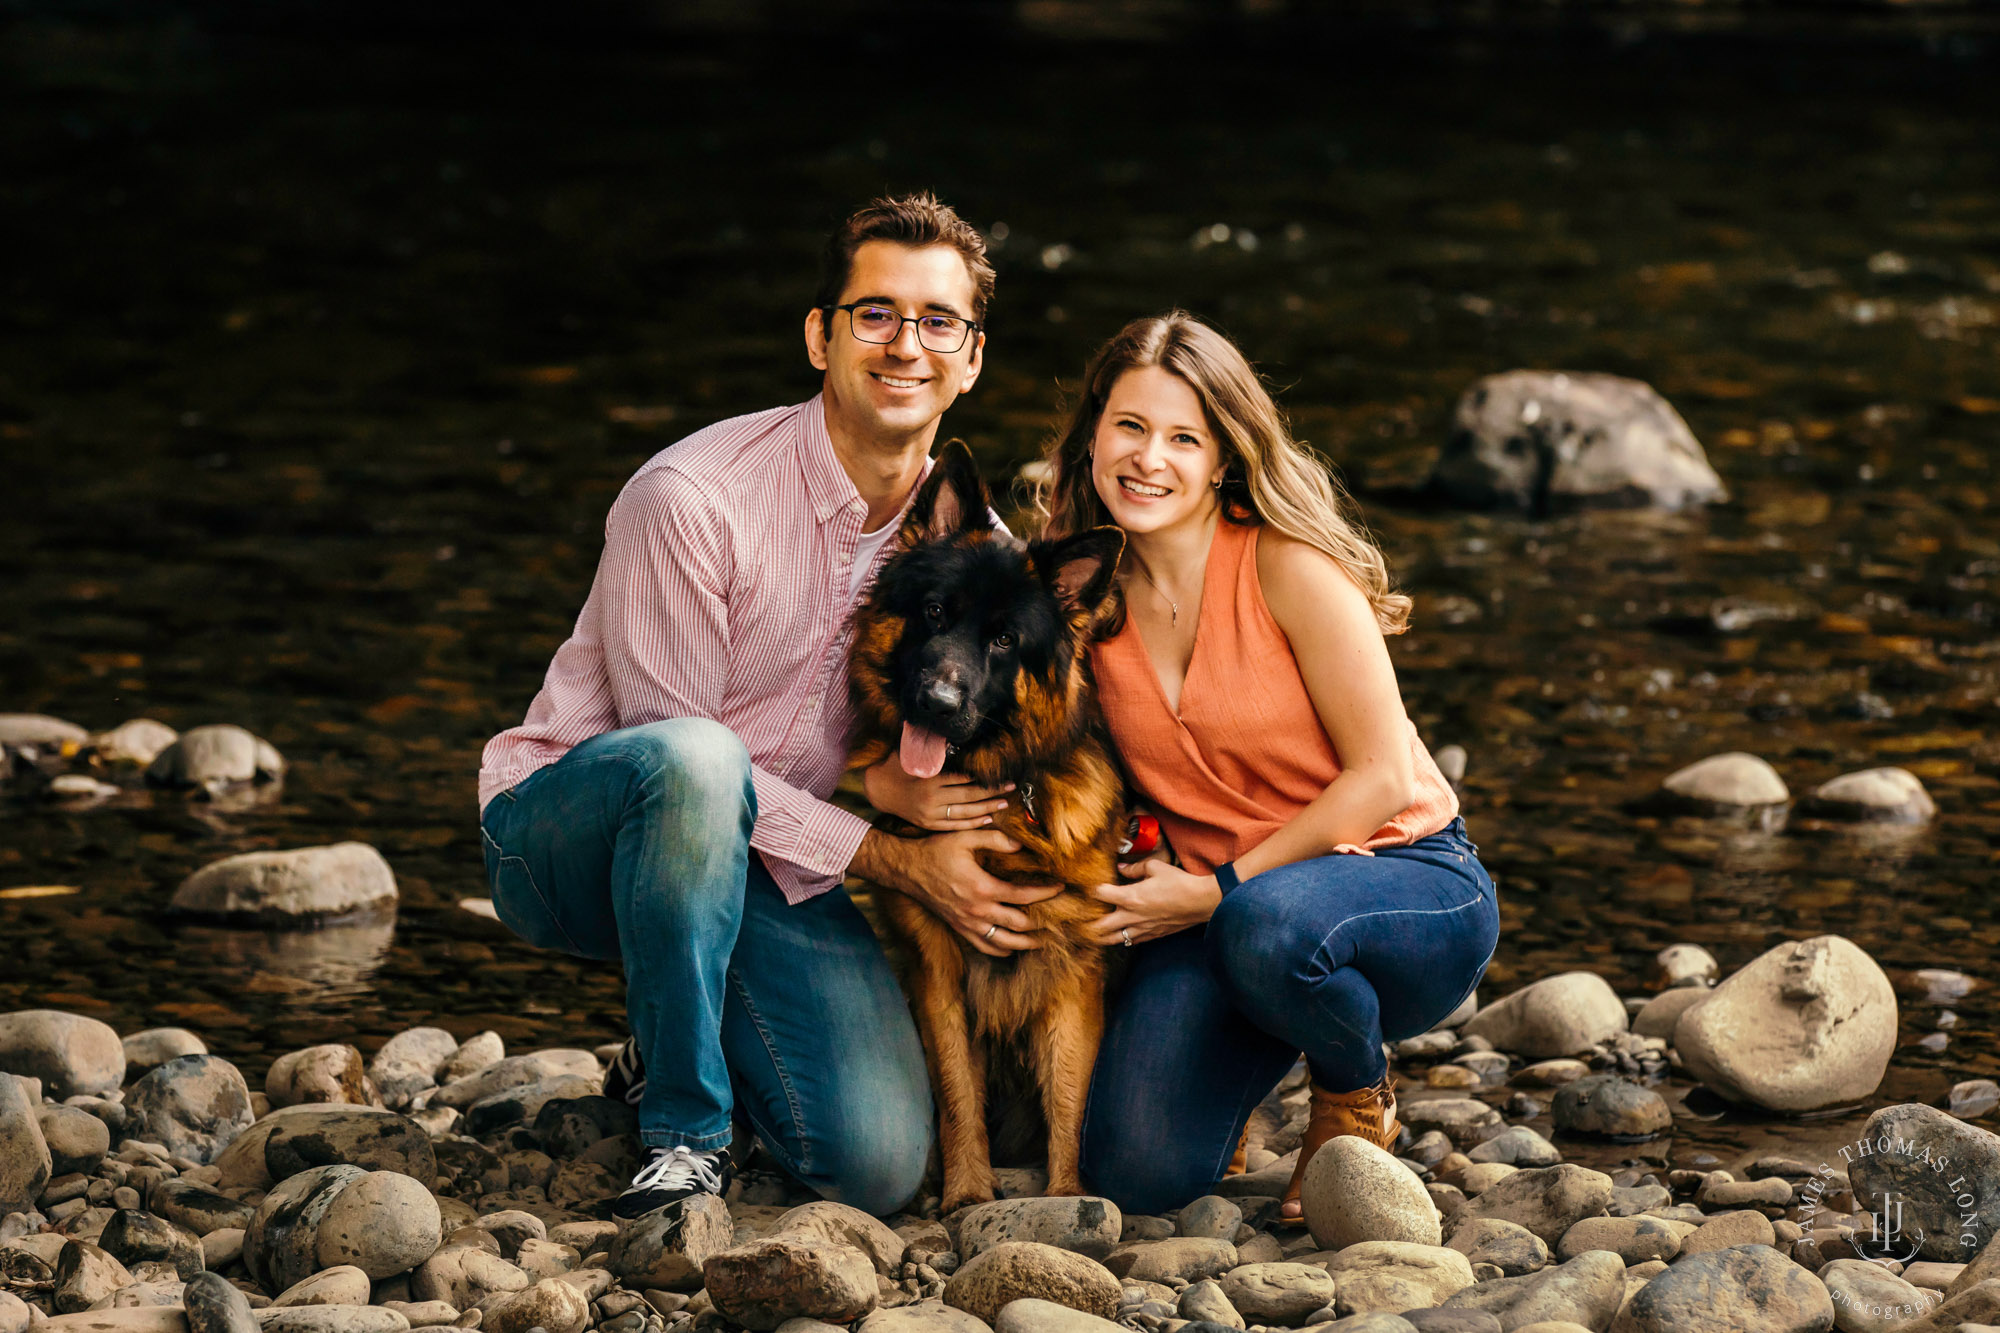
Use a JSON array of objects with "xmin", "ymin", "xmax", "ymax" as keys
[{"xmin": 798, "ymin": 393, "xmax": 937, "ymax": 529}]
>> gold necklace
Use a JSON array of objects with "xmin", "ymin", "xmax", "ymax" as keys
[{"xmin": 1130, "ymin": 561, "xmax": 1181, "ymax": 627}]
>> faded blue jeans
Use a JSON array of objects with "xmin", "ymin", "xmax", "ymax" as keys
[
  {"xmin": 1081, "ymin": 818, "xmax": 1498, "ymax": 1214},
  {"xmin": 478, "ymin": 717, "xmax": 933, "ymax": 1215}
]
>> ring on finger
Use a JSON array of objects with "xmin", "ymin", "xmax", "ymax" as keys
[
  {"xmin": 984, "ymin": 923, "xmax": 998, "ymax": 942},
  {"xmin": 946, "ymin": 804, "xmax": 956, "ymax": 820},
  {"xmin": 1121, "ymin": 927, "xmax": 1133, "ymax": 947}
]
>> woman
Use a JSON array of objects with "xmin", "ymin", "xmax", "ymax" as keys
[{"xmin": 1038, "ymin": 311, "xmax": 1499, "ymax": 1219}]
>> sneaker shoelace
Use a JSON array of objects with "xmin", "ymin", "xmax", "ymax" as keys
[{"xmin": 631, "ymin": 1145, "xmax": 723, "ymax": 1195}]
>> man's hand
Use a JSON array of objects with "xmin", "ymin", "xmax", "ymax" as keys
[
  {"xmin": 862, "ymin": 756, "xmax": 1013, "ymax": 832},
  {"xmin": 852, "ymin": 827, "xmax": 1061, "ymax": 957}
]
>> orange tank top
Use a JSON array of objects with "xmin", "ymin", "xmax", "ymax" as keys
[{"xmin": 1089, "ymin": 519, "xmax": 1458, "ymax": 875}]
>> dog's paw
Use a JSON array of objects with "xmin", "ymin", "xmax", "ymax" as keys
[
  {"xmin": 940, "ymin": 1182, "xmax": 997, "ymax": 1213},
  {"xmin": 1042, "ymin": 1176, "xmax": 1089, "ymax": 1199}
]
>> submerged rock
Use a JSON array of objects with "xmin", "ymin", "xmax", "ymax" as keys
[
  {"xmin": 145, "ymin": 725, "xmax": 284, "ymax": 788},
  {"xmin": 1429, "ymin": 370, "xmax": 1726, "ymax": 512},
  {"xmin": 92, "ymin": 719, "xmax": 180, "ymax": 767},
  {"xmin": 0, "ymin": 714, "xmax": 88, "ymax": 748},
  {"xmin": 171, "ymin": 845, "xmax": 397, "ymax": 926},
  {"xmin": 1660, "ymin": 753, "xmax": 1789, "ymax": 811},
  {"xmin": 1673, "ymin": 935, "xmax": 1897, "ymax": 1113},
  {"xmin": 1799, "ymin": 767, "xmax": 1936, "ymax": 824}
]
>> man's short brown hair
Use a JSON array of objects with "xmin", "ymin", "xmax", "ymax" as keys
[{"xmin": 813, "ymin": 192, "xmax": 996, "ymax": 325}]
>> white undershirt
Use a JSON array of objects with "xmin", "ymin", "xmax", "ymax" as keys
[{"xmin": 849, "ymin": 520, "xmax": 901, "ymax": 602}]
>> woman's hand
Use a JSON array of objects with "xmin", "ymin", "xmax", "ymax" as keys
[
  {"xmin": 1087, "ymin": 858, "xmax": 1223, "ymax": 947},
  {"xmin": 862, "ymin": 756, "xmax": 1014, "ymax": 832}
]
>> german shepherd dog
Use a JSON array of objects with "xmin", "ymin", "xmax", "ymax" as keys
[{"xmin": 849, "ymin": 440, "xmax": 1128, "ymax": 1211}]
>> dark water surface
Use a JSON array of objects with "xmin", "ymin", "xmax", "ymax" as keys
[{"xmin": 4, "ymin": 11, "xmax": 1998, "ymax": 1178}]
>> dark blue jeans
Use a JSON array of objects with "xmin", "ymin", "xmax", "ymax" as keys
[
  {"xmin": 1080, "ymin": 817, "xmax": 1498, "ymax": 1214},
  {"xmin": 478, "ymin": 718, "xmax": 933, "ymax": 1216}
]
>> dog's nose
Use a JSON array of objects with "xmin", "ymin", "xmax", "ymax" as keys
[{"xmin": 918, "ymin": 679, "xmax": 964, "ymax": 719}]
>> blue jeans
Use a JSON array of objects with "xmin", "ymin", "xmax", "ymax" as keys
[
  {"xmin": 478, "ymin": 717, "xmax": 934, "ymax": 1216},
  {"xmin": 1081, "ymin": 818, "xmax": 1498, "ymax": 1214}
]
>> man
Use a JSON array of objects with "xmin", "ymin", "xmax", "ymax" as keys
[{"xmin": 477, "ymin": 193, "xmax": 1058, "ymax": 1219}]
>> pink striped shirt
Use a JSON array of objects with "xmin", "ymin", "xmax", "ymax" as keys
[{"xmin": 478, "ymin": 395, "xmax": 920, "ymax": 905}]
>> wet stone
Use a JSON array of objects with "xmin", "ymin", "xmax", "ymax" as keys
[
  {"xmin": 1550, "ymin": 1075, "xmax": 1672, "ymax": 1140},
  {"xmin": 1950, "ymin": 1080, "xmax": 2000, "ymax": 1120},
  {"xmin": 1467, "ymin": 1126, "xmax": 1561, "ymax": 1168},
  {"xmin": 1660, "ymin": 753, "xmax": 1789, "ymax": 811},
  {"xmin": 145, "ymin": 725, "xmax": 284, "ymax": 789},
  {"xmin": 172, "ymin": 845, "xmax": 395, "ymax": 926},
  {"xmin": 1800, "ymin": 767, "xmax": 1935, "ymax": 824},
  {"xmin": 100, "ymin": 1211, "xmax": 206, "ymax": 1281},
  {"xmin": 463, "ymin": 1076, "xmax": 602, "ymax": 1137}
]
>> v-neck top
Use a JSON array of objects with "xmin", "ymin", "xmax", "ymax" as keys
[{"xmin": 1089, "ymin": 518, "xmax": 1459, "ymax": 875}]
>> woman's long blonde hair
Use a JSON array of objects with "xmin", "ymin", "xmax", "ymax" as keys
[{"xmin": 1035, "ymin": 311, "xmax": 1411, "ymax": 635}]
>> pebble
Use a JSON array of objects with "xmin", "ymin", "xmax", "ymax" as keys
[
  {"xmin": 942, "ymin": 1241, "xmax": 1122, "ymax": 1325},
  {"xmin": 1549, "ymin": 1074, "xmax": 1672, "ymax": 1140},
  {"xmin": 1800, "ymin": 766, "xmax": 1935, "ymax": 824},
  {"xmin": 1652, "ymin": 943, "xmax": 1719, "ymax": 989},
  {"xmin": 1660, "ymin": 753, "xmax": 1789, "ymax": 810},
  {"xmin": 1674, "ymin": 935, "xmax": 1898, "ymax": 1113},
  {"xmin": 1461, "ymin": 973, "xmax": 1629, "ymax": 1061},
  {"xmin": 1174, "ymin": 1197, "xmax": 1242, "ymax": 1243},
  {"xmin": 1511, "ymin": 1060, "xmax": 1589, "ymax": 1089},
  {"xmin": 1466, "ymin": 1127, "xmax": 1561, "ymax": 1168},
  {"xmin": 1176, "ymin": 1279, "xmax": 1242, "ymax": 1326},
  {"xmin": 0, "ymin": 1010, "xmax": 126, "ymax": 1098},
  {"xmin": 55, "ymin": 1240, "xmax": 135, "ymax": 1314},
  {"xmin": 436, "ymin": 1035, "xmax": 505, "ymax": 1086},
  {"xmin": 145, "ymin": 725, "xmax": 285, "ymax": 788},
  {"xmin": 1301, "ymin": 1135, "xmax": 1442, "ymax": 1250},
  {"xmin": 1446, "ymin": 1218, "xmax": 1550, "ymax": 1276},
  {"xmin": 171, "ymin": 845, "xmax": 396, "ymax": 926},
  {"xmin": 1949, "ymin": 1080, "xmax": 2000, "ymax": 1120},
  {"xmin": 245, "ymin": 1164, "xmax": 370, "ymax": 1293},
  {"xmin": 1630, "ymin": 988, "xmax": 1709, "ymax": 1041}
]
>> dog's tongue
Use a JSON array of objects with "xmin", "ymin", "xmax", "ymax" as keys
[{"xmin": 900, "ymin": 722, "xmax": 950, "ymax": 779}]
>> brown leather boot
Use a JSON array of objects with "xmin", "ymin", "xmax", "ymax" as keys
[
  {"xmin": 1224, "ymin": 1126, "xmax": 1250, "ymax": 1177},
  {"xmin": 1278, "ymin": 1074, "xmax": 1400, "ymax": 1223}
]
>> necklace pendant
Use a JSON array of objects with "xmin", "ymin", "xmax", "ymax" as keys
[{"xmin": 1170, "ymin": 603, "xmax": 1179, "ymax": 627}]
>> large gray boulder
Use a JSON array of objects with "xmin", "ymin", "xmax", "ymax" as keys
[
  {"xmin": 1673, "ymin": 935, "xmax": 1896, "ymax": 1113},
  {"xmin": 171, "ymin": 845, "xmax": 396, "ymax": 926},
  {"xmin": 1429, "ymin": 370, "xmax": 1726, "ymax": 512}
]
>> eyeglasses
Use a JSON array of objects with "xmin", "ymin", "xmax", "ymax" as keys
[{"xmin": 830, "ymin": 303, "xmax": 981, "ymax": 354}]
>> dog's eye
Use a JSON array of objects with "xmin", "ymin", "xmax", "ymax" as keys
[
  {"xmin": 924, "ymin": 601, "xmax": 945, "ymax": 627},
  {"xmin": 990, "ymin": 632, "xmax": 1015, "ymax": 653}
]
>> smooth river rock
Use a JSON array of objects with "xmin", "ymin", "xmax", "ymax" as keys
[
  {"xmin": 265, "ymin": 1047, "xmax": 377, "ymax": 1109},
  {"xmin": 0, "ymin": 1075, "xmax": 51, "ymax": 1214},
  {"xmin": 312, "ymin": 1169, "xmax": 442, "ymax": 1277},
  {"xmin": 605, "ymin": 1194, "xmax": 733, "ymax": 1291},
  {"xmin": 366, "ymin": 1029, "xmax": 459, "ymax": 1111},
  {"xmin": 1661, "ymin": 753, "xmax": 1789, "ymax": 811},
  {"xmin": 1799, "ymin": 767, "xmax": 1935, "ymax": 824},
  {"xmin": 1609, "ymin": 1243, "xmax": 1834, "ymax": 1333},
  {"xmin": 263, "ymin": 1107, "xmax": 436, "ymax": 1181},
  {"xmin": 171, "ymin": 845, "xmax": 396, "ymax": 926},
  {"xmin": 1327, "ymin": 1243, "xmax": 1476, "ymax": 1316},
  {"xmin": 126, "ymin": 1055, "xmax": 255, "ymax": 1165},
  {"xmin": 957, "ymin": 1197, "xmax": 1121, "ymax": 1262},
  {"xmin": 1440, "ymin": 1249, "xmax": 1626, "ymax": 1330},
  {"xmin": 702, "ymin": 1237, "xmax": 878, "ymax": 1331},
  {"xmin": 1462, "ymin": 974, "xmax": 1628, "ymax": 1060},
  {"xmin": 1450, "ymin": 1165, "xmax": 1613, "ymax": 1247},
  {"xmin": 0, "ymin": 1010, "xmax": 125, "ymax": 1098},
  {"xmin": 943, "ymin": 1241, "xmax": 1123, "ymax": 1325},
  {"xmin": 1673, "ymin": 935, "xmax": 1897, "ymax": 1113},
  {"xmin": 1303, "ymin": 1134, "xmax": 1441, "ymax": 1250},
  {"xmin": 244, "ymin": 1164, "xmax": 368, "ymax": 1293},
  {"xmin": 1550, "ymin": 1075, "xmax": 1672, "ymax": 1141}
]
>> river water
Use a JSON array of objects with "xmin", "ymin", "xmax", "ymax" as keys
[{"xmin": 3, "ymin": 10, "xmax": 1997, "ymax": 1181}]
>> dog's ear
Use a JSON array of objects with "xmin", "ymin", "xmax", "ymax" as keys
[
  {"xmin": 897, "ymin": 439, "xmax": 991, "ymax": 550},
  {"xmin": 1031, "ymin": 526, "xmax": 1126, "ymax": 619}
]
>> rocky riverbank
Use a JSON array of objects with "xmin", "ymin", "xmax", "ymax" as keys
[{"xmin": 6, "ymin": 924, "xmax": 2000, "ymax": 1333}]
